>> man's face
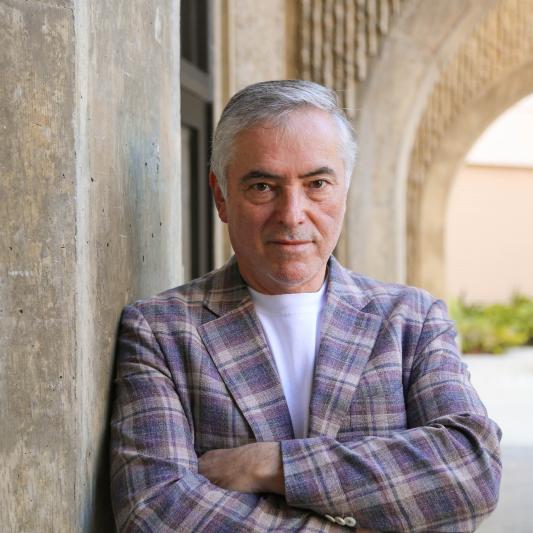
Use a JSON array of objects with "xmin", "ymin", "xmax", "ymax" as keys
[{"xmin": 210, "ymin": 108, "xmax": 348, "ymax": 294}]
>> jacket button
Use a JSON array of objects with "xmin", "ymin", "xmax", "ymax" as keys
[
  {"xmin": 335, "ymin": 516, "xmax": 346, "ymax": 525},
  {"xmin": 325, "ymin": 514, "xmax": 336, "ymax": 523},
  {"xmin": 344, "ymin": 517, "xmax": 357, "ymax": 527}
]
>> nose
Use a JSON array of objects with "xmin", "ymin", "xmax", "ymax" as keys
[{"xmin": 276, "ymin": 187, "xmax": 306, "ymax": 228}]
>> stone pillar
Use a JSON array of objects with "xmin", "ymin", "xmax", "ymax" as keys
[{"xmin": 0, "ymin": 1, "xmax": 182, "ymax": 531}]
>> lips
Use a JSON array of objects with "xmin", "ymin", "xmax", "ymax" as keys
[
  {"xmin": 270, "ymin": 240, "xmax": 312, "ymax": 245},
  {"xmin": 267, "ymin": 240, "xmax": 314, "ymax": 253}
]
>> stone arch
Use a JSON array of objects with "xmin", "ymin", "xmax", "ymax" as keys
[
  {"xmin": 407, "ymin": 0, "xmax": 533, "ymax": 296},
  {"xmin": 339, "ymin": 0, "xmax": 500, "ymax": 282}
]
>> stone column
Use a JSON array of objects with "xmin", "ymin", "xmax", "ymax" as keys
[{"xmin": 0, "ymin": 1, "xmax": 182, "ymax": 531}]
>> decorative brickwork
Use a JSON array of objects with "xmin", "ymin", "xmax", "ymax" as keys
[{"xmin": 298, "ymin": 0, "xmax": 404, "ymax": 115}]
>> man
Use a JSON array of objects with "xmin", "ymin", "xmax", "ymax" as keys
[{"xmin": 110, "ymin": 80, "xmax": 501, "ymax": 532}]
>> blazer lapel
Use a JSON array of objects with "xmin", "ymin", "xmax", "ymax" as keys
[
  {"xmin": 198, "ymin": 256, "xmax": 383, "ymax": 442},
  {"xmin": 308, "ymin": 259, "xmax": 383, "ymax": 438},
  {"xmin": 198, "ymin": 260, "xmax": 294, "ymax": 442}
]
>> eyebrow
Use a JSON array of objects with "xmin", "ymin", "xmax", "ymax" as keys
[
  {"xmin": 302, "ymin": 166, "xmax": 336, "ymax": 178},
  {"xmin": 239, "ymin": 166, "xmax": 337, "ymax": 182}
]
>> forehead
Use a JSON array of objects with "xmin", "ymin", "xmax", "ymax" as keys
[{"xmin": 230, "ymin": 109, "xmax": 344, "ymax": 172}]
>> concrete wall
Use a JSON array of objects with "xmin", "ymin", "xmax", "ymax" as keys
[
  {"xmin": 446, "ymin": 164, "xmax": 533, "ymax": 303},
  {"xmin": 1, "ymin": 1, "xmax": 77, "ymax": 530},
  {"xmin": 0, "ymin": 1, "xmax": 182, "ymax": 531},
  {"xmin": 232, "ymin": 0, "xmax": 297, "ymax": 91}
]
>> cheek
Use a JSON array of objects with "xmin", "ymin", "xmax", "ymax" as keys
[
  {"xmin": 317, "ymin": 204, "xmax": 345, "ymax": 234},
  {"xmin": 228, "ymin": 210, "xmax": 266, "ymax": 246},
  {"xmin": 231, "ymin": 205, "xmax": 270, "ymax": 230},
  {"xmin": 330, "ymin": 198, "xmax": 347, "ymax": 226}
]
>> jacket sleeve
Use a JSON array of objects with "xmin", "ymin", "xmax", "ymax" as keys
[
  {"xmin": 281, "ymin": 299, "xmax": 502, "ymax": 533},
  {"xmin": 110, "ymin": 304, "xmax": 345, "ymax": 533}
]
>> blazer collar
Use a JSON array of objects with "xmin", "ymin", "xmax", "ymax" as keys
[
  {"xmin": 202, "ymin": 256, "xmax": 250, "ymax": 317},
  {"xmin": 199, "ymin": 256, "xmax": 383, "ymax": 441}
]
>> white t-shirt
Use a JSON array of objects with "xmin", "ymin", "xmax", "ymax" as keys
[{"xmin": 248, "ymin": 282, "xmax": 327, "ymax": 438}]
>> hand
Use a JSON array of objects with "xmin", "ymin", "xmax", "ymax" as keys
[
  {"xmin": 198, "ymin": 442, "xmax": 285, "ymax": 495},
  {"xmin": 199, "ymin": 444, "xmax": 381, "ymax": 531}
]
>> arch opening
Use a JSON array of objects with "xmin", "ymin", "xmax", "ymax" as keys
[
  {"xmin": 408, "ymin": 61, "xmax": 533, "ymax": 297},
  {"xmin": 446, "ymin": 93, "xmax": 533, "ymax": 304}
]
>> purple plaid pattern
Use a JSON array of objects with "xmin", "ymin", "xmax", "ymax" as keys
[{"xmin": 110, "ymin": 256, "xmax": 501, "ymax": 532}]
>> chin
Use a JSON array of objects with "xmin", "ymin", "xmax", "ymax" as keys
[{"xmin": 267, "ymin": 265, "xmax": 321, "ymax": 290}]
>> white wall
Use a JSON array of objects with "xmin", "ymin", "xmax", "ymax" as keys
[{"xmin": 446, "ymin": 164, "xmax": 533, "ymax": 303}]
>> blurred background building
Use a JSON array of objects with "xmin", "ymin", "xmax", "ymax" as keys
[
  {"xmin": 1, "ymin": 0, "xmax": 532, "ymax": 531},
  {"xmin": 447, "ymin": 94, "xmax": 533, "ymax": 304}
]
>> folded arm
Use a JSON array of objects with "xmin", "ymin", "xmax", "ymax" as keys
[
  {"xmin": 110, "ymin": 305, "xmax": 344, "ymax": 533},
  {"xmin": 279, "ymin": 299, "xmax": 502, "ymax": 532},
  {"xmin": 111, "ymin": 299, "xmax": 501, "ymax": 532},
  {"xmin": 172, "ymin": 298, "xmax": 501, "ymax": 532}
]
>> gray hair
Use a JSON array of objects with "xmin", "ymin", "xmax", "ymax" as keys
[{"xmin": 210, "ymin": 80, "xmax": 357, "ymax": 197}]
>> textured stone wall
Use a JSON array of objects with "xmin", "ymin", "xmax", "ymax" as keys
[
  {"xmin": 0, "ymin": 2, "xmax": 77, "ymax": 530},
  {"xmin": 233, "ymin": 0, "xmax": 291, "ymax": 90},
  {"xmin": 214, "ymin": 0, "xmax": 295, "ymax": 114},
  {"xmin": 298, "ymin": 0, "xmax": 403, "ymax": 116},
  {"xmin": 75, "ymin": 2, "xmax": 182, "ymax": 531},
  {"xmin": 0, "ymin": 1, "xmax": 182, "ymax": 531}
]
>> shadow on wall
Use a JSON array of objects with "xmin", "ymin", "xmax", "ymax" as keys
[
  {"xmin": 88, "ymin": 423, "xmax": 115, "ymax": 533},
  {"xmin": 85, "ymin": 322, "xmax": 122, "ymax": 533}
]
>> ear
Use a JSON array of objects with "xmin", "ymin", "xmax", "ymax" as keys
[{"xmin": 209, "ymin": 171, "xmax": 228, "ymax": 223}]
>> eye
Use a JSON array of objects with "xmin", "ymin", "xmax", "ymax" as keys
[
  {"xmin": 309, "ymin": 179, "xmax": 327, "ymax": 189},
  {"xmin": 251, "ymin": 183, "xmax": 272, "ymax": 192}
]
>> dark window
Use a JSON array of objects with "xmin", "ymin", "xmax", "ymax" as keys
[
  {"xmin": 181, "ymin": 0, "xmax": 208, "ymax": 72},
  {"xmin": 180, "ymin": 0, "xmax": 213, "ymax": 279}
]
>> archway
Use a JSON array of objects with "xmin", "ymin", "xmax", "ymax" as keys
[
  {"xmin": 341, "ymin": 0, "xmax": 499, "ymax": 281},
  {"xmin": 411, "ymin": 64, "xmax": 533, "ymax": 296},
  {"xmin": 446, "ymin": 93, "xmax": 533, "ymax": 303},
  {"xmin": 407, "ymin": 0, "xmax": 533, "ymax": 295}
]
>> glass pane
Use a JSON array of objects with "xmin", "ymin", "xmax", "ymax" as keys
[{"xmin": 180, "ymin": 0, "xmax": 208, "ymax": 72}]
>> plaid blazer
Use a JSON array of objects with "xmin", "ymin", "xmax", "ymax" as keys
[{"xmin": 110, "ymin": 256, "xmax": 501, "ymax": 532}]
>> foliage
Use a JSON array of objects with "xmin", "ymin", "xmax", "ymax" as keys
[{"xmin": 449, "ymin": 294, "xmax": 533, "ymax": 354}]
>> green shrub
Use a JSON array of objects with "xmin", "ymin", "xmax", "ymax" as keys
[{"xmin": 448, "ymin": 294, "xmax": 533, "ymax": 354}]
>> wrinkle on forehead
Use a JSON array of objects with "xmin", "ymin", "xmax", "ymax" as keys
[
  {"xmin": 227, "ymin": 107, "xmax": 349, "ymax": 192},
  {"xmin": 246, "ymin": 108, "xmax": 342, "ymax": 153}
]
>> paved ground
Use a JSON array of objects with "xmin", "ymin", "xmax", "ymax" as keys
[{"xmin": 462, "ymin": 347, "xmax": 533, "ymax": 532}]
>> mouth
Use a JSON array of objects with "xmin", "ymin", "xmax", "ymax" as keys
[
  {"xmin": 268, "ymin": 240, "xmax": 314, "ymax": 251},
  {"xmin": 270, "ymin": 240, "xmax": 311, "ymax": 245}
]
